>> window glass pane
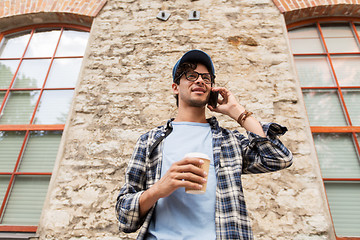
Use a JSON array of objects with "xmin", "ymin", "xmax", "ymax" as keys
[
  {"xmin": 0, "ymin": 91, "xmax": 40, "ymax": 124},
  {"xmin": 45, "ymin": 58, "xmax": 83, "ymax": 88},
  {"xmin": 1, "ymin": 175, "xmax": 50, "ymax": 225},
  {"xmin": 314, "ymin": 133, "xmax": 360, "ymax": 178},
  {"xmin": 55, "ymin": 30, "xmax": 89, "ymax": 57},
  {"xmin": 288, "ymin": 26, "xmax": 324, "ymax": 54},
  {"xmin": 0, "ymin": 31, "xmax": 31, "ymax": 58},
  {"xmin": 24, "ymin": 29, "xmax": 61, "ymax": 58},
  {"xmin": 34, "ymin": 90, "xmax": 74, "ymax": 124},
  {"xmin": 325, "ymin": 182, "xmax": 360, "ymax": 237},
  {"xmin": 294, "ymin": 56, "xmax": 335, "ymax": 87},
  {"xmin": 0, "ymin": 176, "xmax": 10, "ymax": 204},
  {"xmin": 13, "ymin": 59, "xmax": 51, "ymax": 89},
  {"xmin": 0, "ymin": 92, "xmax": 5, "ymax": 106},
  {"xmin": 331, "ymin": 55, "xmax": 360, "ymax": 86},
  {"xmin": 0, "ymin": 60, "xmax": 20, "ymax": 88},
  {"xmin": 303, "ymin": 90, "xmax": 347, "ymax": 126},
  {"xmin": 0, "ymin": 131, "xmax": 25, "ymax": 172},
  {"xmin": 19, "ymin": 131, "xmax": 62, "ymax": 172},
  {"xmin": 321, "ymin": 24, "xmax": 359, "ymax": 53},
  {"xmin": 343, "ymin": 89, "xmax": 360, "ymax": 126}
]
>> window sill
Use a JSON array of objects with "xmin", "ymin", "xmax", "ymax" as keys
[{"xmin": 0, "ymin": 232, "xmax": 36, "ymax": 240}]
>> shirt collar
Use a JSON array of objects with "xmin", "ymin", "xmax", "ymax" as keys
[{"xmin": 166, "ymin": 116, "xmax": 219, "ymax": 131}]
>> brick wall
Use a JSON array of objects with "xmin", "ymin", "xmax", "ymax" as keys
[
  {"xmin": 0, "ymin": 0, "xmax": 107, "ymax": 31},
  {"xmin": 0, "ymin": 0, "xmax": 107, "ymax": 18},
  {"xmin": 272, "ymin": 0, "xmax": 360, "ymax": 24}
]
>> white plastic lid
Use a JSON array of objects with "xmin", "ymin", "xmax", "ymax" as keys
[{"xmin": 184, "ymin": 152, "xmax": 210, "ymax": 160}]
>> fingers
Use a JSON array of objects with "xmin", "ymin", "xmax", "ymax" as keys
[
  {"xmin": 170, "ymin": 158, "xmax": 207, "ymax": 186},
  {"xmin": 211, "ymin": 87, "xmax": 230, "ymax": 99},
  {"xmin": 211, "ymin": 87, "xmax": 229, "ymax": 106},
  {"xmin": 173, "ymin": 157, "xmax": 207, "ymax": 178},
  {"xmin": 207, "ymin": 87, "xmax": 228, "ymax": 113},
  {"xmin": 207, "ymin": 104, "xmax": 220, "ymax": 113},
  {"xmin": 170, "ymin": 171, "xmax": 206, "ymax": 187},
  {"xmin": 153, "ymin": 157, "xmax": 209, "ymax": 198},
  {"xmin": 207, "ymin": 105, "xmax": 215, "ymax": 112},
  {"xmin": 159, "ymin": 167, "xmax": 204, "ymax": 194}
]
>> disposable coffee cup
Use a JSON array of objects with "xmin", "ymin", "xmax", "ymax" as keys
[{"xmin": 184, "ymin": 152, "xmax": 210, "ymax": 194}]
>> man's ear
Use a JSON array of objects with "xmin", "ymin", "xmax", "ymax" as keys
[{"xmin": 172, "ymin": 83, "xmax": 179, "ymax": 94}]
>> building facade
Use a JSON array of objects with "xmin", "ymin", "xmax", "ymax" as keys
[{"xmin": 0, "ymin": 0, "xmax": 359, "ymax": 239}]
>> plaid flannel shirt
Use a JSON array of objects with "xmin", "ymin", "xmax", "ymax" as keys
[{"xmin": 116, "ymin": 117, "xmax": 293, "ymax": 240}]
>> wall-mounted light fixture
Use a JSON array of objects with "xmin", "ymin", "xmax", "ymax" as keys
[
  {"xmin": 188, "ymin": 10, "xmax": 200, "ymax": 21},
  {"xmin": 156, "ymin": 11, "xmax": 171, "ymax": 21}
]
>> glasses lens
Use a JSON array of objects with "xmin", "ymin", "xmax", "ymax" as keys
[
  {"xmin": 186, "ymin": 72, "xmax": 198, "ymax": 81},
  {"xmin": 185, "ymin": 71, "xmax": 213, "ymax": 84},
  {"xmin": 202, "ymin": 74, "xmax": 211, "ymax": 83}
]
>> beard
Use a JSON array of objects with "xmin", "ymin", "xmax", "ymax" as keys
[
  {"xmin": 180, "ymin": 92, "xmax": 210, "ymax": 108},
  {"xmin": 188, "ymin": 98, "xmax": 208, "ymax": 107}
]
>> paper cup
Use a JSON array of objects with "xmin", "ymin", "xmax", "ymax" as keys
[{"xmin": 184, "ymin": 152, "xmax": 210, "ymax": 194}]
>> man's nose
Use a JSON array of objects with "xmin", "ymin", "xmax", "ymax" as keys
[{"xmin": 194, "ymin": 76, "xmax": 206, "ymax": 85}]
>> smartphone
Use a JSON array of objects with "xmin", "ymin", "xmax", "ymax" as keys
[{"xmin": 208, "ymin": 91, "xmax": 219, "ymax": 108}]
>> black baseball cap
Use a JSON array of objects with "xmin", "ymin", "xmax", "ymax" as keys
[{"xmin": 172, "ymin": 49, "xmax": 215, "ymax": 82}]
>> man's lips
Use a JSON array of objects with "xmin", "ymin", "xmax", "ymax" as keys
[{"xmin": 191, "ymin": 87, "xmax": 206, "ymax": 93}]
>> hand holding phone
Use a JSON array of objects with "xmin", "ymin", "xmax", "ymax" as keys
[{"xmin": 208, "ymin": 91, "xmax": 219, "ymax": 109}]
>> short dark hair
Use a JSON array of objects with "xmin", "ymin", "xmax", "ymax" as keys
[
  {"xmin": 173, "ymin": 62, "xmax": 197, "ymax": 106},
  {"xmin": 174, "ymin": 62, "xmax": 197, "ymax": 84},
  {"xmin": 173, "ymin": 62, "xmax": 214, "ymax": 107}
]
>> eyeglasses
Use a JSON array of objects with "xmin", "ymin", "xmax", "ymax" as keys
[{"xmin": 179, "ymin": 71, "xmax": 215, "ymax": 85}]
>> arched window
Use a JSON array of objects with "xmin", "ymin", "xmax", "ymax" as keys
[
  {"xmin": 0, "ymin": 24, "xmax": 89, "ymax": 233},
  {"xmin": 288, "ymin": 19, "xmax": 360, "ymax": 239}
]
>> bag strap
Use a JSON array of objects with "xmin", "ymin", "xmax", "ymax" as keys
[{"xmin": 148, "ymin": 126, "xmax": 173, "ymax": 158}]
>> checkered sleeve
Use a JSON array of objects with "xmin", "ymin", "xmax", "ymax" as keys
[
  {"xmin": 115, "ymin": 134, "xmax": 148, "ymax": 233},
  {"xmin": 241, "ymin": 122, "xmax": 293, "ymax": 174}
]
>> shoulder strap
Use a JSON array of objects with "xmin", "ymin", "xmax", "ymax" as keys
[{"xmin": 148, "ymin": 126, "xmax": 173, "ymax": 158}]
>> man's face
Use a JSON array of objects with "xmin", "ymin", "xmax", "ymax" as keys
[{"xmin": 172, "ymin": 63, "xmax": 212, "ymax": 108}]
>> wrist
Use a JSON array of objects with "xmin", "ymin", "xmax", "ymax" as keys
[
  {"xmin": 146, "ymin": 184, "xmax": 162, "ymax": 201},
  {"xmin": 237, "ymin": 110, "xmax": 253, "ymax": 127},
  {"xmin": 229, "ymin": 105, "xmax": 245, "ymax": 120},
  {"xmin": 139, "ymin": 186, "xmax": 160, "ymax": 218}
]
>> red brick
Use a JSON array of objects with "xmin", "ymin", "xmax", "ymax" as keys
[
  {"xmin": 308, "ymin": 6, "xmax": 316, "ymax": 17},
  {"xmin": 273, "ymin": 0, "xmax": 284, "ymax": 11},
  {"xmin": 293, "ymin": 1, "xmax": 301, "ymax": 8},
  {"xmin": 271, "ymin": 0, "xmax": 360, "ymax": 23},
  {"xmin": 0, "ymin": 1, "xmax": 3, "ymax": 17},
  {"xmin": 36, "ymin": 0, "xmax": 43, "ymax": 11},
  {"xmin": 60, "ymin": 1, "xmax": 66, "ymax": 12},
  {"xmin": 281, "ymin": 0, "xmax": 292, "ymax": 11},
  {"xmin": 272, "ymin": 0, "xmax": 280, "ymax": 8},
  {"xmin": 299, "ymin": 1, "xmax": 306, "ymax": 8},
  {"xmin": 0, "ymin": 0, "xmax": 107, "ymax": 19},
  {"xmin": 9, "ymin": 0, "xmax": 14, "ymax": 15},
  {"xmin": 20, "ymin": 1, "xmax": 25, "ymax": 15}
]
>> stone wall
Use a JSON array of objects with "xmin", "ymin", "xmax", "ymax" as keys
[{"xmin": 36, "ymin": 0, "xmax": 334, "ymax": 239}]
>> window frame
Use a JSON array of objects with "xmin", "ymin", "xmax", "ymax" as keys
[
  {"xmin": 288, "ymin": 18, "xmax": 360, "ymax": 240},
  {"xmin": 0, "ymin": 24, "xmax": 90, "ymax": 233}
]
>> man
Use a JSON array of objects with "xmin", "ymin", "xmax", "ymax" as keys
[{"xmin": 116, "ymin": 49, "xmax": 293, "ymax": 240}]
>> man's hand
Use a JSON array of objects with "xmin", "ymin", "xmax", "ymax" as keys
[
  {"xmin": 152, "ymin": 157, "xmax": 207, "ymax": 198},
  {"xmin": 139, "ymin": 157, "xmax": 207, "ymax": 217},
  {"xmin": 207, "ymin": 87, "xmax": 245, "ymax": 120},
  {"xmin": 207, "ymin": 87, "xmax": 266, "ymax": 137}
]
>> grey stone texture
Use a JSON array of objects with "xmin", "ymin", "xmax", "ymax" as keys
[{"xmin": 36, "ymin": 0, "xmax": 335, "ymax": 239}]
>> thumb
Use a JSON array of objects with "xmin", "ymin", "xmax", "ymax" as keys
[{"xmin": 207, "ymin": 105, "xmax": 217, "ymax": 112}]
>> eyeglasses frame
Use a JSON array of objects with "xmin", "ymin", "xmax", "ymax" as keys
[{"xmin": 176, "ymin": 70, "xmax": 216, "ymax": 86}]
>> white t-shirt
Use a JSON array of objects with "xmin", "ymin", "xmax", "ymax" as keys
[{"xmin": 146, "ymin": 122, "xmax": 216, "ymax": 240}]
